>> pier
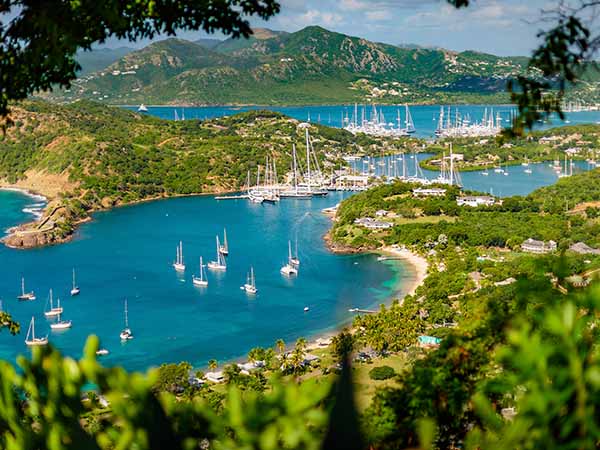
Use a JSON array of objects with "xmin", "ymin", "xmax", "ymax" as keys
[
  {"xmin": 348, "ymin": 308, "xmax": 378, "ymax": 314},
  {"xmin": 214, "ymin": 194, "xmax": 249, "ymax": 200}
]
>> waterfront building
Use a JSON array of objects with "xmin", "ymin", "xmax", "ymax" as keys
[{"xmin": 521, "ymin": 238, "xmax": 557, "ymax": 254}]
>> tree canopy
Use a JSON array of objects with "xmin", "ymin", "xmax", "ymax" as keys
[{"xmin": 0, "ymin": 0, "xmax": 280, "ymax": 119}]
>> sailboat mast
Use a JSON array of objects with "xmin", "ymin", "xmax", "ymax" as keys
[
  {"xmin": 124, "ymin": 299, "xmax": 129, "ymax": 328},
  {"xmin": 305, "ymin": 128, "xmax": 311, "ymax": 187},
  {"xmin": 450, "ymin": 144, "xmax": 454, "ymax": 186}
]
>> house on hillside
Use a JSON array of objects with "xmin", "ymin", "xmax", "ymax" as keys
[
  {"xmin": 569, "ymin": 242, "xmax": 600, "ymax": 255},
  {"xmin": 521, "ymin": 238, "xmax": 557, "ymax": 254},
  {"xmin": 413, "ymin": 187, "xmax": 447, "ymax": 197}
]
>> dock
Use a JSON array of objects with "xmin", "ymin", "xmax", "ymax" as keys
[
  {"xmin": 214, "ymin": 194, "xmax": 249, "ymax": 200},
  {"xmin": 348, "ymin": 308, "xmax": 378, "ymax": 314}
]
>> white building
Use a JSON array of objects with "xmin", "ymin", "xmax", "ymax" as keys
[
  {"xmin": 521, "ymin": 238, "xmax": 557, "ymax": 254},
  {"xmin": 354, "ymin": 217, "xmax": 393, "ymax": 229},
  {"xmin": 456, "ymin": 196, "xmax": 496, "ymax": 207},
  {"xmin": 413, "ymin": 187, "xmax": 447, "ymax": 197},
  {"xmin": 205, "ymin": 371, "xmax": 225, "ymax": 383}
]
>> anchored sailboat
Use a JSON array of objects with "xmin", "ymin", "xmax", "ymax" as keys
[
  {"xmin": 50, "ymin": 312, "xmax": 72, "ymax": 330},
  {"xmin": 119, "ymin": 299, "xmax": 133, "ymax": 340},
  {"xmin": 219, "ymin": 229, "xmax": 229, "ymax": 256},
  {"xmin": 137, "ymin": 104, "xmax": 148, "ymax": 112},
  {"xmin": 25, "ymin": 317, "xmax": 48, "ymax": 346},
  {"xmin": 17, "ymin": 277, "xmax": 36, "ymax": 301},
  {"xmin": 71, "ymin": 268, "xmax": 80, "ymax": 296},
  {"xmin": 404, "ymin": 104, "xmax": 416, "ymax": 134},
  {"xmin": 280, "ymin": 241, "xmax": 299, "ymax": 276},
  {"xmin": 207, "ymin": 236, "xmax": 227, "ymax": 270},
  {"xmin": 44, "ymin": 289, "xmax": 63, "ymax": 318},
  {"xmin": 192, "ymin": 256, "xmax": 209, "ymax": 287},
  {"xmin": 241, "ymin": 266, "xmax": 257, "ymax": 294},
  {"xmin": 290, "ymin": 238, "xmax": 300, "ymax": 266},
  {"xmin": 173, "ymin": 241, "xmax": 186, "ymax": 272}
]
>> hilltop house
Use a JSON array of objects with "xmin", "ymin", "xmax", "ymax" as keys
[
  {"xmin": 521, "ymin": 238, "xmax": 557, "ymax": 254},
  {"xmin": 456, "ymin": 195, "xmax": 496, "ymax": 207}
]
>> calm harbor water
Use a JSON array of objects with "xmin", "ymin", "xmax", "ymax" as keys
[
  {"xmin": 0, "ymin": 155, "xmax": 592, "ymax": 371},
  {"xmin": 0, "ymin": 191, "xmax": 407, "ymax": 371},
  {"xmin": 125, "ymin": 104, "xmax": 600, "ymax": 139}
]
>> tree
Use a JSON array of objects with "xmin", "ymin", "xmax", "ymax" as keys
[
  {"xmin": 275, "ymin": 338, "xmax": 285, "ymax": 355},
  {"xmin": 208, "ymin": 359, "xmax": 217, "ymax": 371},
  {"xmin": 0, "ymin": 310, "xmax": 20, "ymax": 335},
  {"xmin": 330, "ymin": 328, "xmax": 355, "ymax": 363},
  {"xmin": 153, "ymin": 362, "xmax": 192, "ymax": 394},
  {"xmin": 0, "ymin": 0, "xmax": 281, "ymax": 118}
]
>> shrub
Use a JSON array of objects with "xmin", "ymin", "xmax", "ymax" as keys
[{"xmin": 369, "ymin": 365, "xmax": 396, "ymax": 380}]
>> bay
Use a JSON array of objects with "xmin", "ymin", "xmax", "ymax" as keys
[
  {"xmin": 0, "ymin": 192, "xmax": 406, "ymax": 371},
  {"xmin": 125, "ymin": 104, "xmax": 600, "ymax": 138},
  {"xmin": 0, "ymin": 151, "xmax": 591, "ymax": 371}
]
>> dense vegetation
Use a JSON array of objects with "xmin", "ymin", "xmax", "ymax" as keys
[
  {"xmin": 0, "ymin": 100, "xmax": 407, "ymax": 207},
  {"xmin": 423, "ymin": 123, "xmax": 600, "ymax": 171},
  {"xmin": 2, "ymin": 161, "xmax": 600, "ymax": 449},
  {"xmin": 46, "ymin": 27, "xmax": 541, "ymax": 107}
]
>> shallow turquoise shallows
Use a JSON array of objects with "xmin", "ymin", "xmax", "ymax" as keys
[
  {"xmin": 0, "ymin": 155, "xmax": 592, "ymax": 371},
  {"xmin": 0, "ymin": 191, "xmax": 408, "ymax": 371}
]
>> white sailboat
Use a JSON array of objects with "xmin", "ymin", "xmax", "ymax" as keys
[
  {"xmin": 404, "ymin": 104, "xmax": 416, "ymax": 133},
  {"xmin": 17, "ymin": 277, "xmax": 36, "ymax": 301},
  {"xmin": 207, "ymin": 236, "xmax": 227, "ymax": 270},
  {"xmin": 44, "ymin": 289, "xmax": 63, "ymax": 318},
  {"xmin": 280, "ymin": 241, "xmax": 299, "ymax": 276},
  {"xmin": 241, "ymin": 266, "xmax": 257, "ymax": 294},
  {"xmin": 137, "ymin": 104, "xmax": 148, "ymax": 112},
  {"xmin": 25, "ymin": 317, "xmax": 48, "ymax": 346},
  {"xmin": 173, "ymin": 241, "xmax": 186, "ymax": 272},
  {"xmin": 70, "ymin": 268, "xmax": 80, "ymax": 296},
  {"xmin": 50, "ymin": 312, "xmax": 72, "ymax": 330},
  {"xmin": 219, "ymin": 229, "xmax": 229, "ymax": 256},
  {"xmin": 96, "ymin": 348, "xmax": 110, "ymax": 356},
  {"xmin": 290, "ymin": 238, "xmax": 300, "ymax": 266},
  {"xmin": 192, "ymin": 256, "xmax": 209, "ymax": 287},
  {"xmin": 119, "ymin": 299, "xmax": 133, "ymax": 340}
]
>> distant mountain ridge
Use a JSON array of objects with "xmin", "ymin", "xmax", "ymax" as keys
[{"xmin": 54, "ymin": 25, "xmax": 592, "ymax": 106}]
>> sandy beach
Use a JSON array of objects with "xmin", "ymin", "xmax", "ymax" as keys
[{"xmin": 379, "ymin": 245, "xmax": 429, "ymax": 299}]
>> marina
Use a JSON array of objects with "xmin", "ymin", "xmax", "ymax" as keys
[{"xmin": 126, "ymin": 104, "xmax": 600, "ymax": 138}]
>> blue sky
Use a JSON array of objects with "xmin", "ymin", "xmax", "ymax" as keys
[
  {"xmin": 2, "ymin": 0, "xmax": 559, "ymax": 56},
  {"xmin": 134, "ymin": 0, "xmax": 557, "ymax": 56}
]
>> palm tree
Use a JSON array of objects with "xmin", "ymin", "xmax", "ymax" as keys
[
  {"xmin": 208, "ymin": 359, "xmax": 218, "ymax": 371},
  {"xmin": 275, "ymin": 338, "xmax": 285, "ymax": 355},
  {"xmin": 295, "ymin": 337, "xmax": 307, "ymax": 352}
]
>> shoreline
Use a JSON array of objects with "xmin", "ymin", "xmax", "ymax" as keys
[{"xmin": 0, "ymin": 187, "xmax": 240, "ymax": 249}]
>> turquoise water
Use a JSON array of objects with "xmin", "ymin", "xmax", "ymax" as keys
[
  {"xmin": 0, "ymin": 192, "xmax": 406, "ymax": 371},
  {"xmin": 369, "ymin": 153, "xmax": 593, "ymax": 197},
  {"xmin": 125, "ymin": 104, "xmax": 600, "ymax": 138},
  {"xmin": 0, "ymin": 154, "xmax": 592, "ymax": 370}
]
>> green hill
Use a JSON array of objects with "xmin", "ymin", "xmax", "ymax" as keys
[
  {"xmin": 0, "ymin": 100, "xmax": 405, "ymax": 247},
  {"xmin": 51, "ymin": 26, "xmax": 545, "ymax": 106}
]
